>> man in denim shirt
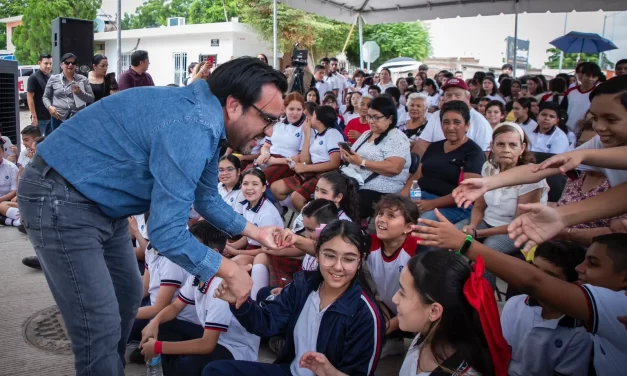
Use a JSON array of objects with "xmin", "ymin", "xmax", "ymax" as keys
[{"xmin": 18, "ymin": 58, "xmax": 287, "ymax": 375}]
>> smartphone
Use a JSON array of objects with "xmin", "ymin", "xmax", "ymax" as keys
[
  {"xmin": 521, "ymin": 84, "xmax": 528, "ymax": 92},
  {"xmin": 338, "ymin": 142, "xmax": 353, "ymax": 153}
]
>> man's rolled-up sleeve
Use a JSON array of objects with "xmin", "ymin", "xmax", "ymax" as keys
[{"xmin": 147, "ymin": 122, "xmax": 226, "ymax": 282}]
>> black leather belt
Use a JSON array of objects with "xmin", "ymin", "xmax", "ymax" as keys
[{"xmin": 29, "ymin": 154, "xmax": 74, "ymax": 188}]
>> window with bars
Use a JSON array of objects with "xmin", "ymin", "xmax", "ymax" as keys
[
  {"xmin": 173, "ymin": 52, "xmax": 187, "ymax": 86},
  {"xmin": 121, "ymin": 52, "xmax": 133, "ymax": 69}
]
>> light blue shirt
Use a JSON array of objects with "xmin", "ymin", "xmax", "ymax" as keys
[{"xmin": 36, "ymin": 80, "xmax": 247, "ymax": 282}]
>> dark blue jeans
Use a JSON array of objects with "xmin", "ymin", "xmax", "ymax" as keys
[
  {"xmin": 159, "ymin": 319, "xmax": 234, "ymax": 376},
  {"xmin": 37, "ymin": 119, "xmax": 52, "ymax": 136},
  {"xmin": 50, "ymin": 117, "xmax": 64, "ymax": 132},
  {"xmin": 419, "ymin": 191, "xmax": 472, "ymax": 224},
  {"xmin": 18, "ymin": 158, "xmax": 143, "ymax": 375}
]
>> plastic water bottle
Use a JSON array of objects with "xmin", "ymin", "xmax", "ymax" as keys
[
  {"xmin": 409, "ymin": 180, "xmax": 422, "ymax": 201},
  {"xmin": 146, "ymin": 355, "xmax": 162, "ymax": 376}
]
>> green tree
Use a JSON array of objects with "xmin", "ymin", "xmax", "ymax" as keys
[
  {"xmin": 545, "ymin": 47, "xmax": 615, "ymax": 70},
  {"xmin": 122, "ymin": 0, "xmax": 239, "ymax": 30},
  {"xmin": 12, "ymin": 0, "xmax": 101, "ymax": 64},
  {"xmin": 0, "ymin": 0, "xmax": 25, "ymax": 50},
  {"xmin": 345, "ymin": 21, "xmax": 431, "ymax": 70}
]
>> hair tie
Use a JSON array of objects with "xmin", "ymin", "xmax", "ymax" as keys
[
  {"xmin": 494, "ymin": 121, "xmax": 525, "ymax": 143},
  {"xmin": 463, "ymin": 256, "xmax": 511, "ymax": 376},
  {"xmin": 315, "ymin": 224, "xmax": 327, "ymax": 238}
]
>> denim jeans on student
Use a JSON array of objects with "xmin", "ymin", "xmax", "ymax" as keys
[
  {"xmin": 17, "ymin": 160, "xmax": 143, "ymax": 376},
  {"xmin": 37, "ymin": 119, "xmax": 52, "ymax": 136},
  {"xmin": 420, "ymin": 191, "xmax": 472, "ymax": 224}
]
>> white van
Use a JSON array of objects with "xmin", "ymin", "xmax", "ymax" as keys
[{"xmin": 18, "ymin": 65, "xmax": 40, "ymax": 107}]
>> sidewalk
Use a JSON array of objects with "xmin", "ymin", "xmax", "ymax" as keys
[{"xmin": 0, "ymin": 226, "xmax": 405, "ymax": 375}]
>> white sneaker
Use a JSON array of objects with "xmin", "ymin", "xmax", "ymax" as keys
[{"xmin": 380, "ymin": 337, "xmax": 406, "ymax": 359}]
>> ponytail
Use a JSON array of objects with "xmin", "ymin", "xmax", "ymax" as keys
[{"xmin": 319, "ymin": 172, "xmax": 360, "ymax": 222}]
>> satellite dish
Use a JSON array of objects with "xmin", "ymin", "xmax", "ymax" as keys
[{"xmin": 94, "ymin": 18, "xmax": 106, "ymax": 33}]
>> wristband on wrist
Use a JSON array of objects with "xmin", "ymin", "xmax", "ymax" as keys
[
  {"xmin": 456, "ymin": 234, "xmax": 473, "ymax": 256},
  {"xmin": 473, "ymin": 229, "xmax": 478, "ymax": 239},
  {"xmin": 154, "ymin": 341, "xmax": 163, "ymax": 355}
]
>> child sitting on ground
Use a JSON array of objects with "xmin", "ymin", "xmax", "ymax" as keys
[
  {"xmin": 139, "ymin": 221, "xmax": 260, "ymax": 376},
  {"xmin": 501, "ymin": 241, "xmax": 592, "ymax": 376},
  {"xmin": 17, "ymin": 125, "xmax": 41, "ymax": 181},
  {"xmin": 367, "ymin": 194, "xmax": 421, "ymax": 358},
  {"xmin": 0, "ymin": 142, "xmax": 19, "ymax": 227}
]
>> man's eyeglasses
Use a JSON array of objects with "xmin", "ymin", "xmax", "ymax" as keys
[
  {"xmin": 64, "ymin": 61, "xmax": 76, "ymax": 66},
  {"xmin": 251, "ymin": 104, "xmax": 279, "ymax": 130}
]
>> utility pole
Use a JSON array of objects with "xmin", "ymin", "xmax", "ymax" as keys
[{"xmin": 116, "ymin": 0, "xmax": 122, "ymax": 79}]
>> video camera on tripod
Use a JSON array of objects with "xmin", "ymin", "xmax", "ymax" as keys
[{"xmin": 288, "ymin": 44, "xmax": 309, "ymax": 96}]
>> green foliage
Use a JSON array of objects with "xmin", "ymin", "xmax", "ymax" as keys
[
  {"xmin": 545, "ymin": 47, "xmax": 614, "ymax": 70},
  {"xmin": 0, "ymin": 0, "xmax": 25, "ymax": 50},
  {"xmin": 345, "ymin": 21, "xmax": 431, "ymax": 69},
  {"xmin": 122, "ymin": 0, "xmax": 239, "ymax": 30},
  {"xmin": 12, "ymin": 0, "xmax": 101, "ymax": 64}
]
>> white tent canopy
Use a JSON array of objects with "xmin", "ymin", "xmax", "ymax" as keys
[{"xmin": 280, "ymin": 0, "xmax": 626, "ymax": 24}]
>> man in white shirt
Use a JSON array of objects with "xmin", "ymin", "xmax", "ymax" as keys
[
  {"xmin": 329, "ymin": 58, "xmax": 348, "ymax": 107},
  {"xmin": 414, "ymin": 78, "xmax": 493, "ymax": 156},
  {"xmin": 314, "ymin": 65, "xmax": 333, "ymax": 99}
]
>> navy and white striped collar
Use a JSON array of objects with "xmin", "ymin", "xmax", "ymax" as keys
[
  {"xmin": 283, "ymin": 113, "xmax": 307, "ymax": 127},
  {"xmin": 239, "ymin": 196, "xmax": 267, "ymax": 213},
  {"xmin": 525, "ymin": 296, "xmax": 581, "ymax": 328},
  {"xmin": 533, "ymin": 125, "xmax": 557, "ymax": 135}
]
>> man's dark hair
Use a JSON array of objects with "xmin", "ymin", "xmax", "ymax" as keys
[
  {"xmin": 189, "ymin": 221, "xmax": 228, "ymax": 254},
  {"xmin": 130, "ymin": 50, "xmax": 149, "ymax": 67},
  {"xmin": 39, "ymin": 53, "xmax": 52, "ymax": 61},
  {"xmin": 320, "ymin": 57, "xmax": 330, "ymax": 64},
  {"xmin": 208, "ymin": 57, "xmax": 288, "ymax": 109},
  {"xmin": 502, "ymin": 63, "xmax": 513, "ymax": 71},
  {"xmin": 592, "ymin": 233, "xmax": 627, "ymax": 273},
  {"xmin": 60, "ymin": 53, "xmax": 77, "ymax": 63},
  {"xmin": 455, "ymin": 71, "xmax": 463, "ymax": 75},
  {"xmin": 329, "ymin": 57, "xmax": 338, "ymax": 63},
  {"xmin": 535, "ymin": 241, "xmax": 586, "ymax": 282},
  {"xmin": 419, "ymin": 64, "xmax": 429, "ymax": 72},
  {"xmin": 21, "ymin": 125, "xmax": 42, "ymax": 138},
  {"xmin": 314, "ymin": 64, "xmax": 326, "ymax": 73},
  {"xmin": 443, "ymin": 71, "xmax": 454, "ymax": 79},
  {"xmin": 485, "ymin": 71, "xmax": 495, "ymax": 78},
  {"xmin": 369, "ymin": 85, "xmax": 381, "ymax": 94}
]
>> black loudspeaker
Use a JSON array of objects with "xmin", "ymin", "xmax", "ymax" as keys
[
  {"xmin": 51, "ymin": 17, "xmax": 94, "ymax": 76},
  {"xmin": 0, "ymin": 60, "xmax": 20, "ymax": 150}
]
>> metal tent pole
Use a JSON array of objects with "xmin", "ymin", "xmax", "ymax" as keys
[
  {"xmin": 273, "ymin": 0, "xmax": 278, "ymax": 68},
  {"xmin": 512, "ymin": 1, "xmax": 518, "ymax": 78},
  {"xmin": 116, "ymin": 0, "xmax": 122, "ymax": 78},
  {"xmin": 558, "ymin": 13, "xmax": 568, "ymax": 73},
  {"xmin": 358, "ymin": 14, "xmax": 364, "ymax": 70}
]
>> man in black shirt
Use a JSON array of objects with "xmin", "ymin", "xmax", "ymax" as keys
[{"xmin": 27, "ymin": 53, "xmax": 53, "ymax": 135}]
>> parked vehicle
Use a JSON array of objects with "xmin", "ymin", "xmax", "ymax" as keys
[{"xmin": 18, "ymin": 65, "xmax": 39, "ymax": 107}]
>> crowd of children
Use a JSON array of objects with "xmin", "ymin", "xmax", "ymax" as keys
[{"xmin": 4, "ymin": 57, "xmax": 626, "ymax": 376}]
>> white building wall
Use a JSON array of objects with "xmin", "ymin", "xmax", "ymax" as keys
[{"xmin": 102, "ymin": 29, "xmax": 273, "ymax": 86}]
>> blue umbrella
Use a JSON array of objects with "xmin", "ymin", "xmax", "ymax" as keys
[{"xmin": 550, "ymin": 31, "xmax": 618, "ymax": 54}]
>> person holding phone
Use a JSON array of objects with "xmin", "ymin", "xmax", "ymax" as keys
[{"xmin": 42, "ymin": 53, "xmax": 94, "ymax": 132}]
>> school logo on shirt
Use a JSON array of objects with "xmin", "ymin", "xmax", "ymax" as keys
[
  {"xmin": 295, "ymin": 132, "xmax": 300, "ymax": 137},
  {"xmin": 4, "ymin": 176, "xmax": 8, "ymax": 180},
  {"xmin": 319, "ymin": 140, "xmax": 324, "ymax": 145},
  {"xmin": 399, "ymin": 265, "xmax": 404, "ymax": 272},
  {"xmin": 230, "ymin": 197, "xmax": 234, "ymax": 202},
  {"xmin": 554, "ymin": 339, "xmax": 563, "ymax": 348}
]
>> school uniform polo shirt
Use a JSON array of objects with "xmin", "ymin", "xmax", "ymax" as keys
[
  {"xmin": 519, "ymin": 118, "xmax": 538, "ymax": 138},
  {"xmin": 575, "ymin": 135, "xmax": 627, "ymax": 187},
  {"xmin": 144, "ymin": 243, "xmax": 198, "ymax": 324},
  {"xmin": 400, "ymin": 334, "xmax": 480, "ymax": 376},
  {"xmin": 17, "ymin": 148, "xmax": 33, "ymax": 168},
  {"xmin": 0, "ymin": 158, "xmax": 18, "ymax": 196},
  {"xmin": 377, "ymin": 82, "xmax": 396, "ymax": 92},
  {"xmin": 419, "ymin": 108, "xmax": 493, "ymax": 151},
  {"xmin": 218, "ymin": 182, "xmax": 244, "ymax": 211},
  {"xmin": 265, "ymin": 118, "xmax": 313, "ymax": 158},
  {"xmin": 501, "ymin": 295, "xmax": 592, "ymax": 376},
  {"xmin": 580, "ymin": 285, "xmax": 627, "ymax": 375},
  {"xmin": 309, "ymin": 128, "xmax": 344, "ymax": 164},
  {"xmin": 290, "ymin": 289, "xmax": 330, "ymax": 376},
  {"xmin": 178, "ymin": 275, "xmax": 260, "ymax": 361},
  {"xmin": 527, "ymin": 125, "xmax": 570, "ymax": 154},
  {"xmin": 315, "ymin": 80, "xmax": 334, "ymax": 97},
  {"xmin": 565, "ymin": 86, "xmax": 595, "ymax": 131},
  {"xmin": 241, "ymin": 197, "xmax": 284, "ymax": 247},
  {"xmin": 366, "ymin": 235, "xmax": 419, "ymax": 314}
]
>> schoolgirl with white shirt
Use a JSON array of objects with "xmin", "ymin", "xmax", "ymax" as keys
[
  {"xmin": 270, "ymin": 105, "xmax": 343, "ymax": 212},
  {"xmin": 512, "ymin": 97, "xmax": 538, "ymax": 136},
  {"xmin": 205, "ymin": 220, "xmax": 385, "ymax": 376},
  {"xmin": 377, "ymin": 68, "xmax": 396, "ymax": 92},
  {"xmin": 527, "ymin": 102, "xmax": 570, "ymax": 154},
  {"xmin": 225, "ymin": 169, "xmax": 284, "ymax": 266},
  {"xmin": 297, "ymin": 251, "xmax": 509, "ymax": 376},
  {"xmin": 139, "ymin": 222, "xmax": 260, "ymax": 376},
  {"xmin": 256, "ymin": 93, "xmax": 313, "ymax": 185},
  {"xmin": 349, "ymin": 69, "xmax": 369, "ymax": 96},
  {"xmin": 217, "ymin": 155, "xmax": 245, "ymax": 212}
]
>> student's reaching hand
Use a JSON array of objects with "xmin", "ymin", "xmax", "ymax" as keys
[
  {"xmin": 533, "ymin": 149, "xmax": 585, "ymax": 174},
  {"xmin": 273, "ymin": 229, "xmax": 297, "ymax": 249},
  {"xmin": 452, "ymin": 178, "xmax": 490, "ymax": 209},
  {"xmin": 249, "ymin": 226, "xmax": 282, "ymax": 250},
  {"xmin": 412, "ymin": 209, "xmax": 467, "ymax": 250},
  {"xmin": 299, "ymin": 351, "xmax": 346, "ymax": 376},
  {"xmin": 140, "ymin": 337, "xmax": 157, "ymax": 361},
  {"xmin": 507, "ymin": 203, "xmax": 567, "ymax": 253}
]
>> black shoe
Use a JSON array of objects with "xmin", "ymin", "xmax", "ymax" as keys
[
  {"xmin": 22, "ymin": 256, "xmax": 42, "ymax": 270},
  {"xmin": 17, "ymin": 225, "xmax": 27, "ymax": 234},
  {"xmin": 129, "ymin": 347, "xmax": 144, "ymax": 364}
]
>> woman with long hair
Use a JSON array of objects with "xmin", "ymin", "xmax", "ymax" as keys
[
  {"xmin": 306, "ymin": 87, "xmax": 321, "ymax": 105},
  {"xmin": 478, "ymin": 76, "xmax": 505, "ymax": 104},
  {"xmin": 206, "ymin": 220, "xmax": 386, "ymax": 376},
  {"xmin": 423, "ymin": 78, "xmax": 440, "ymax": 113},
  {"xmin": 512, "ymin": 97, "xmax": 537, "ymax": 135},
  {"xmin": 342, "ymin": 91, "xmax": 362, "ymax": 123},
  {"xmin": 89, "ymin": 54, "xmax": 118, "ymax": 101}
]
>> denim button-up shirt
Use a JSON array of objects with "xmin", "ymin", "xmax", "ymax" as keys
[{"xmin": 36, "ymin": 80, "xmax": 247, "ymax": 281}]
